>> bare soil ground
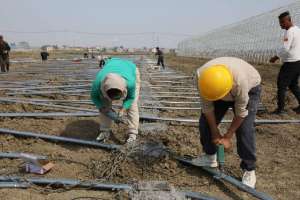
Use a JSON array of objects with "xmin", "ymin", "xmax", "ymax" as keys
[{"xmin": 0, "ymin": 54, "xmax": 299, "ymax": 200}]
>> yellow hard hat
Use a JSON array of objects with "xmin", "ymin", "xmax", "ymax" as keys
[{"xmin": 198, "ymin": 64, "xmax": 233, "ymax": 101}]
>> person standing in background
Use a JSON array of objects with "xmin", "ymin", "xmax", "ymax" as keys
[
  {"xmin": 270, "ymin": 11, "xmax": 300, "ymax": 114},
  {"xmin": 97, "ymin": 54, "xmax": 106, "ymax": 69},
  {"xmin": 0, "ymin": 35, "xmax": 11, "ymax": 72},
  {"xmin": 155, "ymin": 47, "xmax": 165, "ymax": 70},
  {"xmin": 41, "ymin": 50, "xmax": 49, "ymax": 63}
]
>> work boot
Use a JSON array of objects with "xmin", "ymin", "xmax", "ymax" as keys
[
  {"xmin": 192, "ymin": 154, "xmax": 218, "ymax": 168},
  {"xmin": 242, "ymin": 170, "xmax": 256, "ymax": 188},
  {"xmin": 96, "ymin": 130, "xmax": 111, "ymax": 142},
  {"xmin": 292, "ymin": 105, "xmax": 300, "ymax": 114},
  {"xmin": 126, "ymin": 133, "xmax": 137, "ymax": 143},
  {"xmin": 271, "ymin": 108, "xmax": 287, "ymax": 115}
]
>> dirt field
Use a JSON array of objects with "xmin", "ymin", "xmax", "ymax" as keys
[{"xmin": 0, "ymin": 53, "xmax": 299, "ymax": 200}]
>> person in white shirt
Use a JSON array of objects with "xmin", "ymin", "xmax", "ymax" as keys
[{"xmin": 270, "ymin": 11, "xmax": 300, "ymax": 114}]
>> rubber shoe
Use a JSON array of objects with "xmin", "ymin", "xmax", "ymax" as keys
[
  {"xmin": 242, "ymin": 170, "xmax": 256, "ymax": 188},
  {"xmin": 126, "ymin": 133, "xmax": 137, "ymax": 143},
  {"xmin": 96, "ymin": 131, "xmax": 111, "ymax": 142},
  {"xmin": 192, "ymin": 154, "xmax": 218, "ymax": 168}
]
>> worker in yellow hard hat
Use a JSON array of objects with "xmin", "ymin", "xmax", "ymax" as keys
[{"xmin": 194, "ymin": 57, "xmax": 261, "ymax": 188}]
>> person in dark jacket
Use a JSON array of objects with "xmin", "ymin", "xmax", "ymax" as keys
[
  {"xmin": 40, "ymin": 50, "xmax": 49, "ymax": 63},
  {"xmin": 155, "ymin": 47, "xmax": 165, "ymax": 69},
  {"xmin": 0, "ymin": 35, "xmax": 11, "ymax": 72},
  {"xmin": 97, "ymin": 55, "xmax": 105, "ymax": 69}
]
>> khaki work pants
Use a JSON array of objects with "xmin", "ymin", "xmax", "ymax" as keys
[{"xmin": 99, "ymin": 68, "xmax": 140, "ymax": 135}]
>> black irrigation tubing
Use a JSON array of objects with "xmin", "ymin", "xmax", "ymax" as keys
[
  {"xmin": 43, "ymin": 94, "xmax": 201, "ymax": 99},
  {"xmin": 0, "ymin": 112, "xmax": 97, "ymax": 117},
  {"xmin": 0, "ymin": 98, "xmax": 202, "ymax": 112},
  {"xmin": 140, "ymin": 106, "xmax": 201, "ymax": 110},
  {"xmin": 0, "ymin": 177, "xmax": 220, "ymax": 200},
  {"xmin": 145, "ymin": 81, "xmax": 190, "ymax": 84},
  {"xmin": 150, "ymin": 87, "xmax": 197, "ymax": 90},
  {"xmin": 142, "ymin": 95, "xmax": 200, "ymax": 99},
  {"xmin": 0, "ymin": 152, "xmax": 47, "ymax": 160},
  {"xmin": 0, "ymin": 182, "xmax": 29, "ymax": 188},
  {"xmin": 0, "ymin": 176, "xmax": 132, "ymax": 191},
  {"xmin": 0, "ymin": 97, "xmax": 266, "ymax": 112},
  {"xmin": 0, "ymin": 84, "xmax": 91, "ymax": 91},
  {"xmin": 0, "ymin": 98, "xmax": 96, "ymax": 113},
  {"xmin": 6, "ymin": 89, "xmax": 90, "ymax": 95},
  {"xmin": 7, "ymin": 98, "xmax": 91, "ymax": 103},
  {"xmin": 150, "ymin": 76, "xmax": 192, "ymax": 79},
  {"xmin": 7, "ymin": 90, "xmax": 201, "ymax": 96},
  {"xmin": 181, "ymin": 191, "xmax": 222, "ymax": 200},
  {"xmin": 176, "ymin": 157, "xmax": 273, "ymax": 200},
  {"xmin": 0, "ymin": 128, "xmax": 121, "ymax": 150},
  {"xmin": 7, "ymin": 99, "xmax": 201, "ymax": 105},
  {"xmin": 142, "ymin": 100, "xmax": 200, "ymax": 104},
  {"xmin": 151, "ymin": 92, "xmax": 199, "ymax": 95},
  {"xmin": 3, "ymin": 97, "xmax": 201, "ymax": 106},
  {"xmin": 0, "ymin": 112, "xmax": 299, "ymax": 125}
]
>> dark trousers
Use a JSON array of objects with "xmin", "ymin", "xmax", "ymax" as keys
[
  {"xmin": 0, "ymin": 56, "xmax": 9, "ymax": 72},
  {"xmin": 199, "ymin": 85, "xmax": 261, "ymax": 171},
  {"xmin": 99, "ymin": 60, "xmax": 105, "ymax": 69},
  {"xmin": 277, "ymin": 61, "xmax": 300, "ymax": 110},
  {"xmin": 157, "ymin": 56, "xmax": 165, "ymax": 69}
]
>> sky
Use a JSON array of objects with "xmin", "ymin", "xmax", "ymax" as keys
[{"xmin": 0, "ymin": 0, "xmax": 296, "ymax": 48}]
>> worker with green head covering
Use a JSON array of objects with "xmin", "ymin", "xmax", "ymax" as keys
[{"xmin": 91, "ymin": 58, "xmax": 140, "ymax": 143}]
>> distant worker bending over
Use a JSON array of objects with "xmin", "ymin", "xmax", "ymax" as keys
[
  {"xmin": 91, "ymin": 58, "xmax": 140, "ymax": 143},
  {"xmin": 155, "ymin": 47, "xmax": 165, "ymax": 69},
  {"xmin": 270, "ymin": 11, "xmax": 300, "ymax": 114},
  {"xmin": 195, "ymin": 57, "xmax": 261, "ymax": 188},
  {"xmin": 0, "ymin": 35, "xmax": 11, "ymax": 72}
]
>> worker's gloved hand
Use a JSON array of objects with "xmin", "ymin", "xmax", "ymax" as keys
[
  {"xmin": 118, "ymin": 108, "xmax": 125, "ymax": 117},
  {"xmin": 99, "ymin": 107, "xmax": 110, "ymax": 114},
  {"xmin": 116, "ymin": 108, "xmax": 127, "ymax": 124},
  {"xmin": 104, "ymin": 109, "xmax": 126, "ymax": 124}
]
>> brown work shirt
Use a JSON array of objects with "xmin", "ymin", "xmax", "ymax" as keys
[{"xmin": 196, "ymin": 57, "xmax": 261, "ymax": 118}]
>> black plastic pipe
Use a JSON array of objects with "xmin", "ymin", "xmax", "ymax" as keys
[
  {"xmin": 0, "ymin": 152, "xmax": 47, "ymax": 160},
  {"xmin": 0, "ymin": 176, "xmax": 132, "ymax": 191},
  {"xmin": 0, "ymin": 128, "xmax": 121, "ymax": 150},
  {"xmin": 176, "ymin": 157, "xmax": 273, "ymax": 200}
]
